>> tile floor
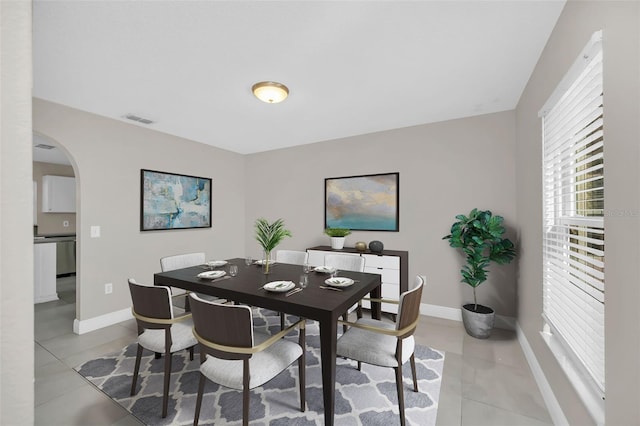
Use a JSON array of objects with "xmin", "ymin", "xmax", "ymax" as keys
[{"xmin": 34, "ymin": 277, "xmax": 553, "ymax": 425}]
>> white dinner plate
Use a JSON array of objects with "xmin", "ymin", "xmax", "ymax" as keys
[
  {"xmin": 197, "ymin": 270, "xmax": 226, "ymax": 280},
  {"xmin": 206, "ymin": 260, "xmax": 228, "ymax": 268},
  {"xmin": 314, "ymin": 266, "xmax": 337, "ymax": 274},
  {"xmin": 263, "ymin": 281, "xmax": 295, "ymax": 292},
  {"xmin": 324, "ymin": 277, "xmax": 355, "ymax": 288},
  {"xmin": 254, "ymin": 259, "xmax": 277, "ymax": 266}
]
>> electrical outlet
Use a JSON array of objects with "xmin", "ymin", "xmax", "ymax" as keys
[
  {"xmin": 91, "ymin": 226, "xmax": 101, "ymax": 238},
  {"xmin": 105, "ymin": 283, "xmax": 113, "ymax": 294},
  {"xmin": 63, "ymin": 220, "xmax": 69, "ymax": 227}
]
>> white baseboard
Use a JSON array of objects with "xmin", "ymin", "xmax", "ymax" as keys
[
  {"xmin": 73, "ymin": 302, "xmax": 514, "ymax": 335},
  {"xmin": 420, "ymin": 303, "xmax": 462, "ymax": 321},
  {"xmin": 420, "ymin": 302, "xmax": 515, "ymax": 331},
  {"xmin": 73, "ymin": 307, "xmax": 133, "ymax": 335},
  {"xmin": 516, "ymin": 323, "xmax": 569, "ymax": 426}
]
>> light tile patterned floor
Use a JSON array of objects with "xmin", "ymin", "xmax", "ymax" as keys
[{"xmin": 34, "ymin": 277, "xmax": 553, "ymax": 426}]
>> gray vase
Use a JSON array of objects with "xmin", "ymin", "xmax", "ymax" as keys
[
  {"xmin": 369, "ymin": 240, "xmax": 384, "ymax": 253},
  {"xmin": 461, "ymin": 304, "xmax": 495, "ymax": 339}
]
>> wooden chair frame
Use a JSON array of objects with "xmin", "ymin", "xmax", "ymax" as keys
[
  {"xmin": 337, "ymin": 279, "xmax": 423, "ymax": 426},
  {"xmin": 129, "ymin": 283, "xmax": 195, "ymax": 419},
  {"xmin": 190, "ymin": 298, "xmax": 307, "ymax": 426}
]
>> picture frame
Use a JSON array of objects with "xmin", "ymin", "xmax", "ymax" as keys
[
  {"xmin": 325, "ymin": 172, "xmax": 399, "ymax": 231},
  {"xmin": 140, "ymin": 169, "xmax": 212, "ymax": 231}
]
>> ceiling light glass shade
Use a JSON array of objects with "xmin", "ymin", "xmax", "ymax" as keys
[{"xmin": 252, "ymin": 81, "xmax": 289, "ymax": 104}]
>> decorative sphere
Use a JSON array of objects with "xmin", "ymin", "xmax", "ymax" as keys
[
  {"xmin": 355, "ymin": 241, "xmax": 367, "ymax": 251},
  {"xmin": 369, "ymin": 240, "xmax": 384, "ymax": 253}
]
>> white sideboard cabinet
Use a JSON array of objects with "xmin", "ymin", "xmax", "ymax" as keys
[
  {"xmin": 306, "ymin": 245, "xmax": 408, "ymax": 314},
  {"xmin": 42, "ymin": 175, "xmax": 76, "ymax": 213}
]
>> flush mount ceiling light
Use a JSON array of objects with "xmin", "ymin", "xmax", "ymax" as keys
[{"xmin": 252, "ymin": 81, "xmax": 289, "ymax": 104}]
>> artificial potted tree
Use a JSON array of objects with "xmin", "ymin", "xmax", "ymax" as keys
[
  {"xmin": 443, "ymin": 208, "xmax": 516, "ymax": 339},
  {"xmin": 255, "ymin": 218, "xmax": 292, "ymax": 274},
  {"xmin": 324, "ymin": 227, "xmax": 351, "ymax": 249}
]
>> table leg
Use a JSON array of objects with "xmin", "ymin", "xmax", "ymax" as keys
[
  {"xmin": 370, "ymin": 282, "xmax": 382, "ymax": 320},
  {"xmin": 318, "ymin": 315, "xmax": 337, "ymax": 426}
]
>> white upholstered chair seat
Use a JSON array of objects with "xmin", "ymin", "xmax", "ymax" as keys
[
  {"xmin": 138, "ymin": 319, "xmax": 197, "ymax": 353},
  {"xmin": 336, "ymin": 318, "xmax": 415, "ymax": 367},
  {"xmin": 199, "ymin": 331, "xmax": 303, "ymax": 389}
]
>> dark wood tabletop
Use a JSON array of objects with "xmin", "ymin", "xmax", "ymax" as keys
[{"xmin": 154, "ymin": 258, "xmax": 382, "ymax": 426}]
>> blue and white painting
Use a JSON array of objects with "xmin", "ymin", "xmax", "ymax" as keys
[
  {"xmin": 325, "ymin": 173, "xmax": 399, "ymax": 231},
  {"xmin": 141, "ymin": 170, "xmax": 211, "ymax": 231}
]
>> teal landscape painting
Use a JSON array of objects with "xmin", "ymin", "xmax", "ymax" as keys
[
  {"xmin": 141, "ymin": 170, "xmax": 211, "ymax": 231},
  {"xmin": 325, "ymin": 173, "xmax": 398, "ymax": 231}
]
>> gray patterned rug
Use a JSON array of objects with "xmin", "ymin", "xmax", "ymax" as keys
[{"xmin": 75, "ymin": 309, "xmax": 444, "ymax": 425}]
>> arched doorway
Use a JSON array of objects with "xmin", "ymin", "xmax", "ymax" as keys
[{"xmin": 33, "ymin": 132, "xmax": 81, "ymax": 332}]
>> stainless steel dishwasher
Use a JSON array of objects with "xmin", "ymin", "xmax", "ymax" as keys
[{"xmin": 56, "ymin": 238, "xmax": 76, "ymax": 276}]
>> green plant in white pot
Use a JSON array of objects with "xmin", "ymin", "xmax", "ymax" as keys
[
  {"xmin": 443, "ymin": 208, "xmax": 516, "ymax": 339},
  {"xmin": 255, "ymin": 218, "xmax": 292, "ymax": 274},
  {"xmin": 324, "ymin": 227, "xmax": 351, "ymax": 249}
]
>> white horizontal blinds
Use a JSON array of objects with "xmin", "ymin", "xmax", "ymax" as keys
[{"xmin": 541, "ymin": 31, "xmax": 605, "ymax": 394}]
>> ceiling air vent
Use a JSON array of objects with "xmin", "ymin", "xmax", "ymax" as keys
[
  {"xmin": 35, "ymin": 143, "xmax": 56, "ymax": 150},
  {"xmin": 124, "ymin": 114, "xmax": 154, "ymax": 125}
]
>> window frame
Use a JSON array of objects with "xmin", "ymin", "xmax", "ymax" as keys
[{"xmin": 539, "ymin": 30, "xmax": 605, "ymax": 424}]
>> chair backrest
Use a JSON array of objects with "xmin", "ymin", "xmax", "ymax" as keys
[
  {"xmin": 275, "ymin": 250, "xmax": 309, "ymax": 265},
  {"xmin": 409, "ymin": 274, "xmax": 424, "ymax": 291},
  {"xmin": 324, "ymin": 254, "xmax": 365, "ymax": 272},
  {"xmin": 396, "ymin": 275, "xmax": 424, "ymax": 336},
  {"xmin": 189, "ymin": 293, "xmax": 254, "ymax": 360},
  {"xmin": 160, "ymin": 252, "xmax": 206, "ymax": 272},
  {"xmin": 128, "ymin": 279, "xmax": 174, "ymax": 323}
]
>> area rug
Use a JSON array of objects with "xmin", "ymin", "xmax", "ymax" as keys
[{"xmin": 75, "ymin": 309, "xmax": 444, "ymax": 425}]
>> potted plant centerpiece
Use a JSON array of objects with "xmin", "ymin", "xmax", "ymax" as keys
[
  {"xmin": 443, "ymin": 208, "xmax": 516, "ymax": 339},
  {"xmin": 255, "ymin": 218, "xmax": 292, "ymax": 274},
  {"xmin": 324, "ymin": 227, "xmax": 351, "ymax": 250}
]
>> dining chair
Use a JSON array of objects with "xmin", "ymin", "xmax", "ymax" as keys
[
  {"xmin": 275, "ymin": 249, "xmax": 309, "ymax": 265},
  {"xmin": 274, "ymin": 250, "xmax": 309, "ymax": 328},
  {"xmin": 189, "ymin": 293, "xmax": 306, "ymax": 426},
  {"xmin": 160, "ymin": 252, "xmax": 224, "ymax": 307},
  {"xmin": 336, "ymin": 275, "xmax": 424, "ymax": 426},
  {"xmin": 324, "ymin": 253, "xmax": 365, "ymax": 273},
  {"xmin": 128, "ymin": 279, "xmax": 197, "ymax": 418},
  {"xmin": 356, "ymin": 274, "xmax": 424, "ymax": 320},
  {"xmin": 324, "ymin": 254, "xmax": 365, "ymax": 330}
]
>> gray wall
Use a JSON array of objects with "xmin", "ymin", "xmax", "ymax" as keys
[
  {"xmin": 245, "ymin": 111, "xmax": 518, "ymax": 316},
  {"xmin": 0, "ymin": 1, "xmax": 34, "ymax": 424},
  {"xmin": 33, "ymin": 99, "xmax": 519, "ymax": 324},
  {"xmin": 33, "ymin": 99, "xmax": 246, "ymax": 321},
  {"xmin": 515, "ymin": 0, "xmax": 640, "ymax": 424}
]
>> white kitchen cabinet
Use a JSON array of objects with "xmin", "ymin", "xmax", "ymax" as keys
[
  {"xmin": 42, "ymin": 175, "xmax": 76, "ymax": 213},
  {"xmin": 307, "ymin": 246, "xmax": 408, "ymax": 315},
  {"xmin": 34, "ymin": 242, "xmax": 59, "ymax": 303}
]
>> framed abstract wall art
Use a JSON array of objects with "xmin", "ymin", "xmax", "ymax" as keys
[
  {"xmin": 325, "ymin": 172, "xmax": 399, "ymax": 231},
  {"xmin": 140, "ymin": 169, "xmax": 212, "ymax": 231}
]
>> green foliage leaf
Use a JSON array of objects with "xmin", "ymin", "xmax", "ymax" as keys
[
  {"xmin": 255, "ymin": 218, "xmax": 292, "ymax": 252},
  {"xmin": 324, "ymin": 227, "xmax": 352, "ymax": 237},
  {"xmin": 443, "ymin": 208, "xmax": 517, "ymax": 293}
]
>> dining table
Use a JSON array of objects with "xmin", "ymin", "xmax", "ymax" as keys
[{"xmin": 153, "ymin": 258, "xmax": 382, "ymax": 426}]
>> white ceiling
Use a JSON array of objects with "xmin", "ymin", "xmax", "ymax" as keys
[{"xmin": 33, "ymin": 0, "xmax": 565, "ymax": 161}]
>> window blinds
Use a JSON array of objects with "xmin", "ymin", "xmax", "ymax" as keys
[{"xmin": 540, "ymin": 30, "xmax": 605, "ymax": 394}]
